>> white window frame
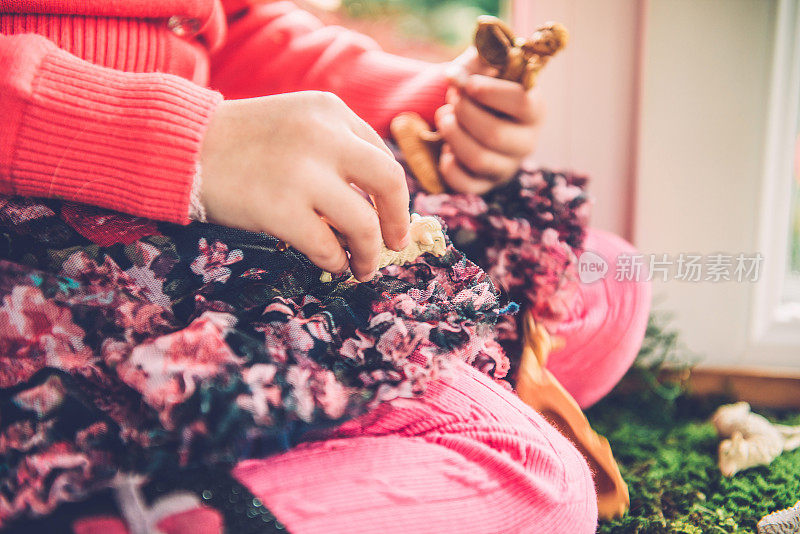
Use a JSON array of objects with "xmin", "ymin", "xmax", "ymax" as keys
[{"xmin": 749, "ymin": 0, "xmax": 800, "ymax": 365}]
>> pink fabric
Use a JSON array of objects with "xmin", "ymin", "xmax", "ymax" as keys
[
  {"xmin": 209, "ymin": 1, "xmax": 449, "ymax": 137},
  {"xmin": 0, "ymin": 32, "xmax": 223, "ymax": 225},
  {"xmin": 0, "ymin": 1, "xmax": 448, "ymax": 224},
  {"xmin": 548, "ymin": 228, "xmax": 652, "ymax": 408},
  {"xmin": 73, "ymin": 507, "xmax": 224, "ymax": 534},
  {"xmin": 72, "ymin": 516, "xmax": 128, "ymax": 534},
  {"xmin": 233, "ymin": 361, "xmax": 598, "ymax": 534},
  {"xmin": 156, "ymin": 507, "xmax": 224, "ymax": 534}
]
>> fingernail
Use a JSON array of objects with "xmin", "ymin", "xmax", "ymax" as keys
[{"xmin": 439, "ymin": 108, "xmax": 454, "ymax": 125}]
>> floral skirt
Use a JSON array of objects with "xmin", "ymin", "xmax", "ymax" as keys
[{"xmin": 0, "ymin": 167, "xmax": 589, "ymax": 529}]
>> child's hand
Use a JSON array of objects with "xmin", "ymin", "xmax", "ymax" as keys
[
  {"xmin": 199, "ymin": 92, "xmax": 410, "ymax": 282},
  {"xmin": 436, "ymin": 49, "xmax": 545, "ymax": 194}
]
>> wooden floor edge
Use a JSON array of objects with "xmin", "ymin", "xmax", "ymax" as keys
[{"xmin": 662, "ymin": 366, "xmax": 800, "ymax": 410}]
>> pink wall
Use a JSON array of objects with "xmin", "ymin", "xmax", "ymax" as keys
[{"xmin": 512, "ymin": 0, "xmax": 645, "ymax": 241}]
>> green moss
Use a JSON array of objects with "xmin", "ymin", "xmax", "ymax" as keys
[{"xmin": 587, "ymin": 314, "xmax": 800, "ymax": 533}]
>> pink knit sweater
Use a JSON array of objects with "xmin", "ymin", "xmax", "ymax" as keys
[{"xmin": 0, "ymin": 0, "xmax": 449, "ymax": 224}]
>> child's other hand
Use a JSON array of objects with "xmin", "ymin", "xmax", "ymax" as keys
[
  {"xmin": 199, "ymin": 92, "xmax": 409, "ymax": 282},
  {"xmin": 436, "ymin": 48, "xmax": 545, "ymax": 194}
]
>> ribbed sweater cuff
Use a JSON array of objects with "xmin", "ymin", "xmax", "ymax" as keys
[{"xmin": 11, "ymin": 45, "xmax": 223, "ymax": 224}]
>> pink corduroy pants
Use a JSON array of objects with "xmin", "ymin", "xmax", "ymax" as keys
[
  {"xmin": 234, "ymin": 361, "xmax": 599, "ymax": 534},
  {"xmin": 76, "ymin": 361, "xmax": 599, "ymax": 534}
]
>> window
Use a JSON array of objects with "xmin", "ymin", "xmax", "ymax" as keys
[
  {"xmin": 750, "ymin": 0, "xmax": 800, "ymax": 358},
  {"xmin": 635, "ymin": 0, "xmax": 799, "ymax": 369},
  {"xmin": 782, "ymin": 170, "xmax": 800, "ymax": 311}
]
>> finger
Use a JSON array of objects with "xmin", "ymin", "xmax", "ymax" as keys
[
  {"xmin": 452, "ymin": 94, "xmax": 537, "ymax": 157},
  {"xmin": 463, "ymin": 74, "xmax": 543, "ymax": 123},
  {"xmin": 345, "ymin": 109, "xmax": 395, "ymax": 158},
  {"xmin": 341, "ymin": 138, "xmax": 410, "ymax": 251},
  {"xmin": 278, "ymin": 210, "xmax": 349, "ymax": 274},
  {"xmin": 447, "ymin": 47, "xmax": 498, "ymax": 86},
  {"xmin": 315, "ymin": 182, "xmax": 382, "ymax": 282},
  {"xmin": 319, "ymin": 92, "xmax": 395, "ymax": 158},
  {"xmin": 435, "ymin": 105, "xmax": 520, "ymax": 180},
  {"xmin": 439, "ymin": 147, "xmax": 495, "ymax": 195}
]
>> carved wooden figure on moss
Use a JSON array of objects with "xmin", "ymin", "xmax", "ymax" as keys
[
  {"xmin": 712, "ymin": 401, "xmax": 800, "ymax": 477},
  {"xmin": 390, "ymin": 17, "xmax": 568, "ymax": 194}
]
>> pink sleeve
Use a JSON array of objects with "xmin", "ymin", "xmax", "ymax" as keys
[
  {"xmin": 210, "ymin": 1, "xmax": 449, "ymax": 137},
  {"xmin": 0, "ymin": 33, "xmax": 222, "ymax": 224}
]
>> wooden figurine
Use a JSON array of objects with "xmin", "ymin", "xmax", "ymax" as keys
[
  {"xmin": 320, "ymin": 213, "xmax": 447, "ymax": 282},
  {"xmin": 474, "ymin": 17, "xmax": 568, "ymax": 89},
  {"xmin": 390, "ymin": 17, "xmax": 568, "ymax": 194},
  {"xmin": 712, "ymin": 401, "xmax": 800, "ymax": 477},
  {"xmin": 515, "ymin": 313, "xmax": 631, "ymax": 520}
]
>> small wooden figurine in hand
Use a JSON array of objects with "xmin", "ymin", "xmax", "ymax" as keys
[
  {"xmin": 320, "ymin": 213, "xmax": 447, "ymax": 282},
  {"xmin": 473, "ymin": 17, "xmax": 569, "ymax": 89},
  {"xmin": 391, "ymin": 16, "xmax": 568, "ymax": 194}
]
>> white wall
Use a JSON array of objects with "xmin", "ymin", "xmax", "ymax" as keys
[
  {"xmin": 635, "ymin": 0, "xmax": 781, "ymax": 368},
  {"xmin": 513, "ymin": 0, "xmax": 644, "ymax": 240},
  {"xmin": 520, "ymin": 0, "xmax": 799, "ymax": 369}
]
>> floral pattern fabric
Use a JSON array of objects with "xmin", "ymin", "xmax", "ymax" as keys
[
  {"xmin": 0, "ymin": 195, "xmax": 508, "ymax": 528},
  {"xmin": 413, "ymin": 166, "xmax": 590, "ymax": 362},
  {"xmin": 0, "ymin": 165, "xmax": 589, "ymax": 528}
]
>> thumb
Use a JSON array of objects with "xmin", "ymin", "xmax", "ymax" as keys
[{"xmin": 446, "ymin": 47, "xmax": 498, "ymax": 88}]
